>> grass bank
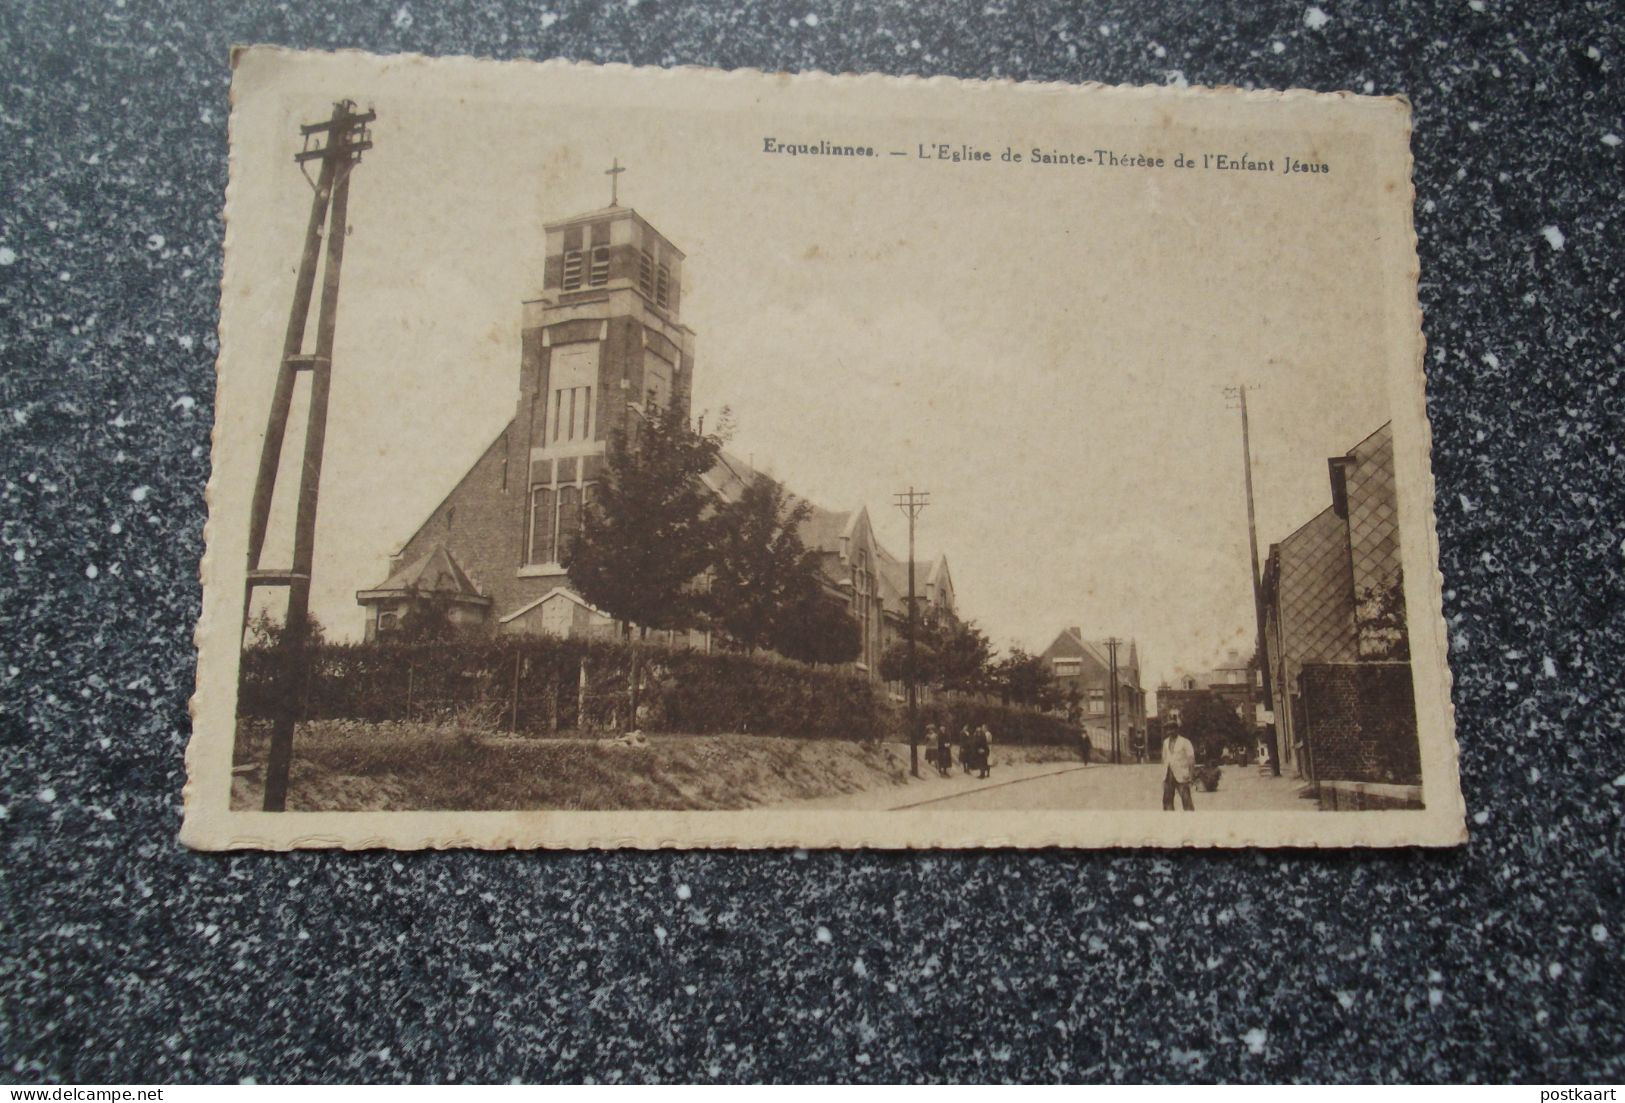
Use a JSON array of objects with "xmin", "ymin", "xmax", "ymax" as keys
[
  {"xmin": 230, "ymin": 720, "xmax": 907, "ymax": 811},
  {"xmin": 231, "ymin": 721, "xmax": 1085, "ymax": 811}
]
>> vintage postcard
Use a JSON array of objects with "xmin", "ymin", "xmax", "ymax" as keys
[{"xmin": 184, "ymin": 47, "xmax": 1464, "ymax": 849}]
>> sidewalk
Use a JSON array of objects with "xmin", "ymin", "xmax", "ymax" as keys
[{"xmin": 781, "ymin": 755, "xmax": 1094, "ymax": 811}]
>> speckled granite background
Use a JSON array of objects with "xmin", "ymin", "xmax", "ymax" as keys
[{"xmin": 2, "ymin": 0, "xmax": 1621, "ymax": 1084}]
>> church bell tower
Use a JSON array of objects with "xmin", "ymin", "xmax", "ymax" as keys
[{"xmin": 512, "ymin": 174, "xmax": 697, "ymax": 581}]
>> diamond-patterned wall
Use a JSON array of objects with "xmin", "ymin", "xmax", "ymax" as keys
[
  {"xmin": 1347, "ymin": 423, "xmax": 1401, "ymax": 599},
  {"xmin": 1346, "ymin": 423, "xmax": 1405, "ymax": 657},
  {"xmin": 1277, "ymin": 506, "xmax": 1358, "ymax": 689}
]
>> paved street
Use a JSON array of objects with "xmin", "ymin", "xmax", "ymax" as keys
[{"xmin": 793, "ymin": 760, "xmax": 1315, "ymax": 812}]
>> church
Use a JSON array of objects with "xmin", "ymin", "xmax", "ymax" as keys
[{"xmin": 356, "ymin": 185, "xmax": 956, "ymax": 679}]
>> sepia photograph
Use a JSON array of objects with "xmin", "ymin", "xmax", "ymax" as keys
[{"xmin": 184, "ymin": 48, "xmax": 1462, "ymax": 848}]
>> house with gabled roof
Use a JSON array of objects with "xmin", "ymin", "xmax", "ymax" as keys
[{"xmin": 1040, "ymin": 628, "xmax": 1145, "ymax": 759}]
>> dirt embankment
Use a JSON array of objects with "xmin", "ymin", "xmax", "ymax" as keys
[{"xmin": 230, "ymin": 721, "xmax": 975, "ymax": 811}]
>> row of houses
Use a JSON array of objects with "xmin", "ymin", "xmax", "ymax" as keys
[{"xmin": 352, "ymin": 200, "xmax": 957, "ymax": 675}]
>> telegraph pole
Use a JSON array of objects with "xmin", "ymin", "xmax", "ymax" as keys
[
  {"xmin": 894, "ymin": 487, "xmax": 930, "ymax": 779},
  {"xmin": 244, "ymin": 100, "xmax": 375, "ymax": 812},
  {"xmin": 1224, "ymin": 383, "xmax": 1278, "ymax": 775}
]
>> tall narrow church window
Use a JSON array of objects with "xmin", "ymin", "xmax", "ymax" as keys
[
  {"xmin": 528, "ymin": 486, "xmax": 556, "ymax": 565},
  {"xmin": 551, "ymin": 386, "xmax": 593, "ymax": 442},
  {"xmin": 562, "ymin": 250, "xmax": 583, "ymax": 291},
  {"xmin": 639, "ymin": 249, "xmax": 655, "ymax": 298},
  {"xmin": 589, "ymin": 246, "xmax": 610, "ymax": 287},
  {"xmin": 656, "ymin": 263, "xmax": 670, "ymax": 308},
  {"xmin": 557, "ymin": 485, "xmax": 582, "ymax": 561}
]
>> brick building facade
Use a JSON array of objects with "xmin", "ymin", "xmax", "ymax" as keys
[{"xmin": 1039, "ymin": 629, "xmax": 1144, "ymax": 760}]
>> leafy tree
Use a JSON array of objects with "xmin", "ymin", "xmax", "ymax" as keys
[
  {"xmin": 394, "ymin": 585, "xmax": 463, "ymax": 643},
  {"xmin": 707, "ymin": 474, "xmax": 818, "ymax": 654},
  {"xmin": 994, "ymin": 647, "xmax": 1063, "ymax": 711},
  {"xmin": 1176, "ymin": 692, "xmax": 1249, "ymax": 764},
  {"xmin": 774, "ymin": 588, "xmax": 862, "ymax": 666},
  {"xmin": 878, "ymin": 637, "xmax": 938, "ymax": 684},
  {"xmin": 932, "ymin": 616, "xmax": 995, "ymax": 696},
  {"xmin": 565, "ymin": 401, "xmax": 727, "ymax": 726},
  {"xmin": 880, "ymin": 611, "xmax": 995, "ymax": 695}
]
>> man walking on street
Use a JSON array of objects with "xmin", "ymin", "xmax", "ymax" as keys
[{"xmin": 1163, "ymin": 723, "xmax": 1196, "ymax": 811}]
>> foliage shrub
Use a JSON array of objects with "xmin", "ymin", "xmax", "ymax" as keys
[
  {"xmin": 240, "ymin": 638, "xmax": 1078, "ymax": 744},
  {"xmin": 904, "ymin": 693, "xmax": 1082, "ymax": 747},
  {"xmin": 238, "ymin": 636, "xmax": 889, "ymax": 741}
]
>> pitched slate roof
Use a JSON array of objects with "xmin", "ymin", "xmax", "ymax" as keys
[
  {"xmin": 877, "ymin": 552, "xmax": 947, "ymax": 606},
  {"xmin": 1046, "ymin": 627, "xmax": 1141, "ymax": 686},
  {"xmin": 798, "ymin": 506, "xmax": 856, "ymax": 554},
  {"xmin": 704, "ymin": 451, "xmax": 859, "ymax": 554}
]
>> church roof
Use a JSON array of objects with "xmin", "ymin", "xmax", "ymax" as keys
[
  {"xmin": 876, "ymin": 552, "xmax": 946, "ymax": 603},
  {"xmin": 357, "ymin": 544, "xmax": 489, "ymax": 605},
  {"xmin": 703, "ymin": 451, "xmax": 856, "ymax": 554},
  {"xmin": 702, "ymin": 450, "xmax": 757, "ymax": 504},
  {"xmin": 798, "ymin": 506, "xmax": 855, "ymax": 553}
]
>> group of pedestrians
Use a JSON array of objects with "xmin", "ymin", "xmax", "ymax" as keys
[
  {"xmin": 918, "ymin": 716, "xmax": 1204, "ymax": 811},
  {"xmin": 926, "ymin": 723, "xmax": 994, "ymax": 780}
]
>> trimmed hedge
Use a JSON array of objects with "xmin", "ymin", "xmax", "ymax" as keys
[
  {"xmin": 238, "ymin": 636, "xmax": 887, "ymax": 741},
  {"xmin": 238, "ymin": 637, "xmax": 1080, "ymax": 745},
  {"xmin": 904, "ymin": 694, "xmax": 1083, "ymax": 747}
]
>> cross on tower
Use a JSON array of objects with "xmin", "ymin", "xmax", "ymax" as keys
[{"xmin": 605, "ymin": 157, "xmax": 626, "ymax": 206}]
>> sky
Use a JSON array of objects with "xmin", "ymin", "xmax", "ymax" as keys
[{"xmin": 219, "ymin": 56, "xmax": 1403, "ymax": 697}]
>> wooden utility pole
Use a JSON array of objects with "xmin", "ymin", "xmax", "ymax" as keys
[
  {"xmin": 243, "ymin": 100, "xmax": 374, "ymax": 812},
  {"xmin": 894, "ymin": 487, "xmax": 930, "ymax": 779},
  {"xmin": 1225, "ymin": 383, "xmax": 1279, "ymax": 775}
]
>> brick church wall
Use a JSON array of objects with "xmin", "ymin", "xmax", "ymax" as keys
[
  {"xmin": 1300, "ymin": 661, "xmax": 1421, "ymax": 785},
  {"xmin": 389, "ymin": 419, "xmax": 564, "ymax": 633}
]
